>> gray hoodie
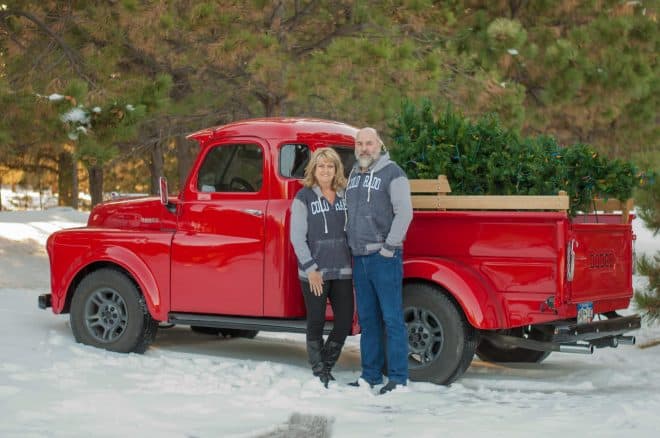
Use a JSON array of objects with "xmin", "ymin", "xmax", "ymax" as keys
[
  {"xmin": 290, "ymin": 186, "xmax": 352, "ymax": 281},
  {"xmin": 345, "ymin": 152, "xmax": 413, "ymax": 256}
]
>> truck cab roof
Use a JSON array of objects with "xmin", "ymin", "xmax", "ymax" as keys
[{"xmin": 186, "ymin": 118, "xmax": 359, "ymax": 145}]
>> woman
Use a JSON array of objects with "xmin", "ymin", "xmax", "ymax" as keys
[{"xmin": 290, "ymin": 147, "xmax": 354, "ymax": 387}]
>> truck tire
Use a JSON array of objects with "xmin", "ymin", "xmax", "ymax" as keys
[
  {"xmin": 403, "ymin": 283, "xmax": 477, "ymax": 385},
  {"xmin": 476, "ymin": 327, "xmax": 551, "ymax": 363},
  {"xmin": 70, "ymin": 268, "xmax": 158, "ymax": 353}
]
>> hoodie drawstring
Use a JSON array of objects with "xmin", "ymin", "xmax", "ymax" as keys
[
  {"xmin": 367, "ymin": 169, "xmax": 374, "ymax": 203},
  {"xmin": 344, "ymin": 168, "xmax": 355, "ymax": 232},
  {"xmin": 318, "ymin": 195, "xmax": 328, "ymax": 234}
]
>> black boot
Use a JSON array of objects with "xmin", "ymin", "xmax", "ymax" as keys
[
  {"xmin": 306, "ymin": 340, "xmax": 328, "ymax": 386},
  {"xmin": 321, "ymin": 340, "xmax": 344, "ymax": 384}
]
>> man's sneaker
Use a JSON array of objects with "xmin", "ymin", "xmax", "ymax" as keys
[
  {"xmin": 348, "ymin": 378, "xmax": 375, "ymax": 389},
  {"xmin": 378, "ymin": 381, "xmax": 401, "ymax": 394}
]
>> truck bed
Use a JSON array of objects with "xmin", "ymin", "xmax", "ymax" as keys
[{"xmin": 404, "ymin": 210, "xmax": 633, "ymax": 328}]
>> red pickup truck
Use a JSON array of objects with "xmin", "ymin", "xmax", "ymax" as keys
[{"xmin": 40, "ymin": 118, "xmax": 641, "ymax": 385}]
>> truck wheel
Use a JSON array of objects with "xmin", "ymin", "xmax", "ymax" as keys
[
  {"xmin": 403, "ymin": 283, "xmax": 477, "ymax": 385},
  {"xmin": 70, "ymin": 268, "xmax": 158, "ymax": 353},
  {"xmin": 476, "ymin": 327, "xmax": 551, "ymax": 363}
]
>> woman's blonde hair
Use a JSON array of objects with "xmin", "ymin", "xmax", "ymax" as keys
[{"xmin": 302, "ymin": 147, "xmax": 347, "ymax": 190}]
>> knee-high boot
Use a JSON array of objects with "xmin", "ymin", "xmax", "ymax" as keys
[
  {"xmin": 306, "ymin": 340, "xmax": 328, "ymax": 386},
  {"xmin": 321, "ymin": 340, "xmax": 344, "ymax": 384}
]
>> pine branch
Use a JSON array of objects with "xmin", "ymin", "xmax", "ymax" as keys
[
  {"xmin": 280, "ymin": 0, "xmax": 318, "ymax": 32},
  {"xmin": 0, "ymin": 9, "xmax": 96, "ymax": 87},
  {"xmin": 293, "ymin": 22, "xmax": 365, "ymax": 58}
]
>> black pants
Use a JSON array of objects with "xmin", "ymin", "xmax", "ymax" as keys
[{"xmin": 301, "ymin": 278, "xmax": 354, "ymax": 344}]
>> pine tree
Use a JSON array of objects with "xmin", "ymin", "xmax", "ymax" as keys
[
  {"xmin": 2, "ymin": 1, "xmax": 657, "ymax": 205},
  {"xmin": 389, "ymin": 100, "xmax": 642, "ymax": 214},
  {"xmin": 635, "ymin": 253, "xmax": 660, "ymax": 324},
  {"xmin": 634, "ymin": 156, "xmax": 659, "ymax": 324}
]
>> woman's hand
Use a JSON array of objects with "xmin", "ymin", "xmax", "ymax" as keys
[{"xmin": 308, "ymin": 271, "xmax": 324, "ymax": 296}]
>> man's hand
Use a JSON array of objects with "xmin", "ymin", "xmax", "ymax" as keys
[{"xmin": 379, "ymin": 247, "xmax": 394, "ymax": 258}]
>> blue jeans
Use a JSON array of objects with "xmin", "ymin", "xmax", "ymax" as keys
[{"xmin": 353, "ymin": 250, "xmax": 408, "ymax": 385}]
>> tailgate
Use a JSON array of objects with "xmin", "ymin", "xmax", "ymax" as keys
[{"xmin": 567, "ymin": 223, "xmax": 633, "ymax": 303}]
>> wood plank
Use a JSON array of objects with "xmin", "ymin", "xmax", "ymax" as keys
[
  {"xmin": 409, "ymin": 175, "xmax": 452, "ymax": 194},
  {"xmin": 437, "ymin": 195, "xmax": 569, "ymax": 210},
  {"xmin": 591, "ymin": 197, "xmax": 634, "ymax": 224},
  {"xmin": 419, "ymin": 194, "xmax": 570, "ymax": 210},
  {"xmin": 411, "ymin": 195, "xmax": 442, "ymax": 210},
  {"xmin": 411, "ymin": 175, "xmax": 569, "ymax": 211},
  {"xmin": 592, "ymin": 198, "xmax": 633, "ymax": 212},
  {"xmin": 412, "ymin": 194, "xmax": 570, "ymax": 210},
  {"xmin": 410, "ymin": 180, "xmax": 441, "ymax": 193}
]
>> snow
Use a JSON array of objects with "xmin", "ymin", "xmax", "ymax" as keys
[
  {"xmin": 1, "ymin": 185, "xmax": 91, "ymax": 211},
  {"xmin": 0, "ymin": 207, "xmax": 659, "ymax": 437},
  {"xmin": 60, "ymin": 107, "xmax": 90, "ymax": 125}
]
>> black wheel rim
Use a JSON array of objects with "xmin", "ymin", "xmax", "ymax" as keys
[
  {"xmin": 404, "ymin": 306, "xmax": 444, "ymax": 369},
  {"xmin": 83, "ymin": 287, "xmax": 128, "ymax": 343}
]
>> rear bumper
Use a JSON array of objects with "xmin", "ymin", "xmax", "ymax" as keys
[
  {"xmin": 481, "ymin": 314, "xmax": 641, "ymax": 353},
  {"xmin": 551, "ymin": 314, "xmax": 641, "ymax": 343},
  {"xmin": 38, "ymin": 294, "xmax": 52, "ymax": 309}
]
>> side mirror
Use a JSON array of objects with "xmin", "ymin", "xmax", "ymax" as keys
[{"xmin": 159, "ymin": 177, "xmax": 176, "ymax": 213}]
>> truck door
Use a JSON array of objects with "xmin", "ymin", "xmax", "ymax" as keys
[{"xmin": 170, "ymin": 140, "xmax": 268, "ymax": 316}]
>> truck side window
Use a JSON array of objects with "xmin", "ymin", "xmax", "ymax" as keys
[
  {"xmin": 197, "ymin": 144, "xmax": 263, "ymax": 192},
  {"xmin": 279, "ymin": 144, "xmax": 310, "ymax": 179},
  {"xmin": 331, "ymin": 146, "xmax": 356, "ymax": 179}
]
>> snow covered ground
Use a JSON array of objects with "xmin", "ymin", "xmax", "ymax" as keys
[{"xmin": 0, "ymin": 207, "xmax": 658, "ymax": 438}]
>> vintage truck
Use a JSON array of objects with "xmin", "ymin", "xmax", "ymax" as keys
[{"xmin": 39, "ymin": 118, "xmax": 641, "ymax": 385}]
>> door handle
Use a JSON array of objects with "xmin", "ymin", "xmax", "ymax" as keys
[{"xmin": 242, "ymin": 209, "xmax": 263, "ymax": 217}]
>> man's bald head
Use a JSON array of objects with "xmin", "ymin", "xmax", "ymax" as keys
[{"xmin": 355, "ymin": 127, "xmax": 385, "ymax": 170}]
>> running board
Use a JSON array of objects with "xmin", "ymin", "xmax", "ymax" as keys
[{"xmin": 168, "ymin": 312, "xmax": 333, "ymax": 334}]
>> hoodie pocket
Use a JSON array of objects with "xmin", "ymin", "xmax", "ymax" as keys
[
  {"xmin": 358, "ymin": 215, "xmax": 383, "ymax": 244},
  {"xmin": 312, "ymin": 238, "xmax": 351, "ymax": 270}
]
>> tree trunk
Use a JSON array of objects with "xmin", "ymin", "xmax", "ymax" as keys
[
  {"xmin": 175, "ymin": 136, "xmax": 195, "ymax": 192},
  {"xmin": 150, "ymin": 141, "xmax": 165, "ymax": 195},
  {"xmin": 58, "ymin": 151, "xmax": 73, "ymax": 207},
  {"xmin": 88, "ymin": 165, "xmax": 104, "ymax": 208},
  {"xmin": 72, "ymin": 158, "xmax": 79, "ymax": 210}
]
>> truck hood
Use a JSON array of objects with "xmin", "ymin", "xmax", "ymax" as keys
[{"xmin": 87, "ymin": 196, "xmax": 178, "ymax": 231}]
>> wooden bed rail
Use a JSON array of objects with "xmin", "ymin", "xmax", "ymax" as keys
[
  {"xmin": 410, "ymin": 175, "xmax": 569, "ymax": 212},
  {"xmin": 409, "ymin": 175, "xmax": 633, "ymax": 223}
]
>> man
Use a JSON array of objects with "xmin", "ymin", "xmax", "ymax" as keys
[{"xmin": 345, "ymin": 127, "xmax": 413, "ymax": 394}]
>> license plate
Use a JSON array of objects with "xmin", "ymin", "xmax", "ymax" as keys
[{"xmin": 577, "ymin": 302, "xmax": 594, "ymax": 325}]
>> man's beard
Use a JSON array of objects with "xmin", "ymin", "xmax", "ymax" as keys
[{"xmin": 357, "ymin": 154, "xmax": 377, "ymax": 169}]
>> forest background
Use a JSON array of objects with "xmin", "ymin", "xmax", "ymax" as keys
[{"xmin": 0, "ymin": 0, "xmax": 657, "ymax": 209}]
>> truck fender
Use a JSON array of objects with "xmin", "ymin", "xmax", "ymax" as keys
[
  {"xmin": 66, "ymin": 246, "xmax": 166, "ymax": 321},
  {"xmin": 404, "ymin": 258, "xmax": 508, "ymax": 329}
]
